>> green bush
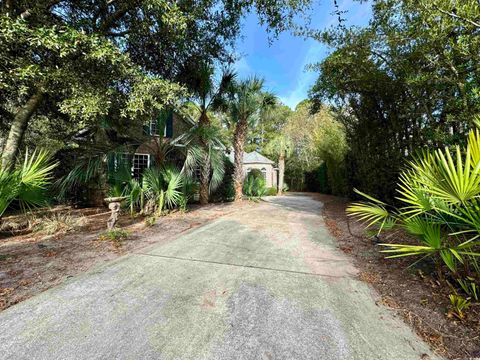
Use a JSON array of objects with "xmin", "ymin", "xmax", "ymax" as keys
[
  {"xmin": 248, "ymin": 168, "xmax": 263, "ymax": 180},
  {"xmin": 211, "ymin": 158, "xmax": 235, "ymax": 202},
  {"xmin": 243, "ymin": 174, "xmax": 267, "ymax": 198},
  {"xmin": 121, "ymin": 165, "xmax": 185, "ymax": 215},
  {"xmin": 0, "ymin": 149, "xmax": 57, "ymax": 218},
  {"xmin": 347, "ymin": 127, "xmax": 480, "ymax": 301},
  {"xmin": 265, "ymin": 187, "xmax": 277, "ymax": 196},
  {"xmin": 98, "ymin": 228, "xmax": 129, "ymax": 244},
  {"xmin": 305, "ymin": 163, "xmax": 330, "ymax": 193}
]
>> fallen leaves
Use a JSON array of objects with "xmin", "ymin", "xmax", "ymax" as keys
[
  {"xmin": 0, "ymin": 287, "xmax": 14, "ymax": 296},
  {"xmin": 358, "ymin": 271, "xmax": 380, "ymax": 284}
]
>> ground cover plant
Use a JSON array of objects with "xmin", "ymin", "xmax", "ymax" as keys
[{"xmin": 348, "ymin": 126, "xmax": 480, "ymax": 315}]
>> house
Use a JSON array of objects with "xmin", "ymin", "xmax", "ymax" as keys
[
  {"xmin": 228, "ymin": 151, "xmax": 278, "ymax": 188},
  {"xmin": 112, "ymin": 109, "xmax": 196, "ymax": 179}
]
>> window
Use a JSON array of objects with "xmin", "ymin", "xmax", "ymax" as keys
[
  {"xmin": 111, "ymin": 153, "xmax": 151, "ymax": 180},
  {"xmin": 132, "ymin": 153, "xmax": 150, "ymax": 180},
  {"xmin": 261, "ymin": 168, "xmax": 267, "ymax": 180},
  {"xmin": 149, "ymin": 120, "xmax": 166, "ymax": 137},
  {"xmin": 193, "ymin": 166, "xmax": 201, "ymax": 181}
]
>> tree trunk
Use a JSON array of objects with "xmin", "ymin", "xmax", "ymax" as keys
[
  {"xmin": 277, "ymin": 154, "xmax": 285, "ymax": 196},
  {"xmin": 1, "ymin": 91, "xmax": 44, "ymax": 171},
  {"xmin": 233, "ymin": 118, "xmax": 248, "ymax": 201},
  {"xmin": 199, "ymin": 160, "xmax": 210, "ymax": 205},
  {"xmin": 198, "ymin": 112, "xmax": 210, "ymax": 205}
]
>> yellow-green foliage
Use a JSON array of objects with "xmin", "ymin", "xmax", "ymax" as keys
[
  {"xmin": 449, "ymin": 294, "xmax": 471, "ymax": 320},
  {"xmin": 33, "ymin": 213, "xmax": 86, "ymax": 235},
  {"xmin": 347, "ymin": 126, "xmax": 480, "ymax": 297},
  {"xmin": 99, "ymin": 229, "xmax": 129, "ymax": 243},
  {"xmin": 283, "ymin": 102, "xmax": 347, "ymax": 193}
]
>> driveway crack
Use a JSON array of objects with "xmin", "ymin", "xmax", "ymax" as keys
[{"xmin": 135, "ymin": 252, "xmax": 347, "ymax": 279}]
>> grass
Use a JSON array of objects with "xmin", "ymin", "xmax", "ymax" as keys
[
  {"xmin": 144, "ymin": 216, "xmax": 157, "ymax": 227},
  {"xmin": 98, "ymin": 228, "xmax": 129, "ymax": 247},
  {"xmin": 32, "ymin": 213, "xmax": 86, "ymax": 235}
]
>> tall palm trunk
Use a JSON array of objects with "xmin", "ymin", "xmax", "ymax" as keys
[
  {"xmin": 198, "ymin": 112, "xmax": 210, "ymax": 205},
  {"xmin": 277, "ymin": 154, "xmax": 285, "ymax": 195},
  {"xmin": 1, "ymin": 91, "xmax": 44, "ymax": 171},
  {"xmin": 233, "ymin": 118, "xmax": 248, "ymax": 201}
]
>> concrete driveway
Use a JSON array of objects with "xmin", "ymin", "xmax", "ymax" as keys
[{"xmin": 0, "ymin": 194, "xmax": 437, "ymax": 359}]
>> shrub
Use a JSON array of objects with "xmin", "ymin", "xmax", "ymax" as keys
[
  {"xmin": 305, "ymin": 163, "xmax": 330, "ymax": 193},
  {"xmin": 347, "ymin": 127, "xmax": 480, "ymax": 298},
  {"xmin": 211, "ymin": 158, "xmax": 235, "ymax": 202},
  {"xmin": 33, "ymin": 213, "xmax": 86, "ymax": 235},
  {"xmin": 448, "ymin": 294, "xmax": 471, "ymax": 320},
  {"xmin": 121, "ymin": 165, "xmax": 185, "ymax": 215},
  {"xmin": 180, "ymin": 175, "xmax": 199, "ymax": 210},
  {"xmin": 0, "ymin": 149, "xmax": 58, "ymax": 218},
  {"xmin": 248, "ymin": 168, "xmax": 263, "ymax": 180},
  {"xmin": 243, "ymin": 174, "xmax": 267, "ymax": 198},
  {"xmin": 265, "ymin": 187, "xmax": 277, "ymax": 196},
  {"xmin": 98, "ymin": 228, "xmax": 129, "ymax": 246},
  {"xmin": 144, "ymin": 215, "xmax": 157, "ymax": 227}
]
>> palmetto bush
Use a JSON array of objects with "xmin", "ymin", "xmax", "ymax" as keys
[
  {"xmin": 0, "ymin": 150, "xmax": 58, "ymax": 218},
  {"xmin": 347, "ymin": 128, "xmax": 480, "ymax": 298},
  {"xmin": 243, "ymin": 173, "xmax": 267, "ymax": 199},
  {"xmin": 123, "ymin": 166, "xmax": 185, "ymax": 215}
]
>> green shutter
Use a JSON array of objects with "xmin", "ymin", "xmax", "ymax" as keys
[
  {"xmin": 166, "ymin": 110, "xmax": 173, "ymax": 138},
  {"xmin": 143, "ymin": 123, "xmax": 151, "ymax": 135}
]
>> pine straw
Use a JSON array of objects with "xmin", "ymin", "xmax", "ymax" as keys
[{"xmin": 317, "ymin": 193, "xmax": 480, "ymax": 360}]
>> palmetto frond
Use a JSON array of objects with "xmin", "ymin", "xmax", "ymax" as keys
[
  {"xmin": 161, "ymin": 166, "xmax": 184, "ymax": 209},
  {"xmin": 413, "ymin": 146, "xmax": 480, "ymax": 204},
  {"xmin": 141, "ymin": 166, "xmax": 184, "ymax": 212},
  {"xmin": 124, "ymin": 179, "xmax": 145, "ymax": 215},
  {"xmin": 346, "ymin": 189, "xmax": 394, "ymax": 232},
  {"xmin": 265, "ymin": 134, "xmax": 294, "ymax": 158},
  {"xmin": 227, "ymin": 76, "xmax": 277, "ymax": 126},
  {"xmin": 0, "ymin": 149, "xmax": 58, "ymax": 217},
  {"xmin": 209, "ymin": 148, "xmax": 225, "ymax": 193},
  {"xmin": 349, "ymin": 128, "xmax": 480, "ymax": 285},
  {"xmin": 468, "ymin": 128, "xmax": 480, "ymax": 165}
]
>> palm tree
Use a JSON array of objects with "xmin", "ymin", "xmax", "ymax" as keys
[
  {"xmin": 0, "ymin": 149, "xmax": 58, "ymax": 218},
  {"xmin": 226, "ymin": 77, "xmax": 276, "ymax": 201},
  {"xmin": 188, "ymin": 63, "xmax": 235, "ymax": 204},
  {"xmin": 175, "ymin": 124, "xmax": 226, "ymax": 199},
  {"xmin": 265, "ymin": 134, "xmax": 293, "ymax": 195}
]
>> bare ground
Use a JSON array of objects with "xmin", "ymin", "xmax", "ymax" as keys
[
  {"xmin": 317, "ymin": 193, "xmax": 480, "ymax": 360},
  {"xmin": 0, "ymin": 201, "xmax": 255, "ymax": 312}
]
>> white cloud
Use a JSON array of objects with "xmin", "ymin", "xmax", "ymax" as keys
[{"xmin": 279, "ymin": 41, "xmax": 326, "ymax": 109}]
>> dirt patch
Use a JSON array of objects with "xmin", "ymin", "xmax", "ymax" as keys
[
  {"xmin": 317, "ymin": 194, "xmax": 480, "ymax": 360},
  {"xmin": 0, "ymin": 201, "xmax": 254, "ymax": 312}
]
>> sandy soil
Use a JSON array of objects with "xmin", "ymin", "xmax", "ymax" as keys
[
  {"xmin": 0, "ymin": 201, "xmax": 255, "ymax": 312},
  {"xmin": 317, "ymin": 193, "xmax": 480, "ymax": 360}
]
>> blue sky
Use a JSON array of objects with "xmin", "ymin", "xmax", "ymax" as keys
[{"xmin": 234, "ymin": 0, "xmax": 372, "ymax": 109}]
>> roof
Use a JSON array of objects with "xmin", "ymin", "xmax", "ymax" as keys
[{"xmin": 228, "ymin": 151, "xmax": 275, "ymax": 165}]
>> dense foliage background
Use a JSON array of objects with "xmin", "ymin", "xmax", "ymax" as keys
[{"xmin": 309, "ymin": 0, "xmax": 480, "ymax": 202}]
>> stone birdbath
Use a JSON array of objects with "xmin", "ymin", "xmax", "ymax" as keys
[{"xmin": 104, "ymin": 196, "xmax": 127, "ymax": 230}]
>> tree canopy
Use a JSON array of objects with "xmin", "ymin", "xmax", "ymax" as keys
[
  {"xmin": 309, "ymin": 0, "xmax": 480, "ymax": 202},
  {"xmin": 0, "ymin": 0, "xmax": 313, "ymax": 168}
]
